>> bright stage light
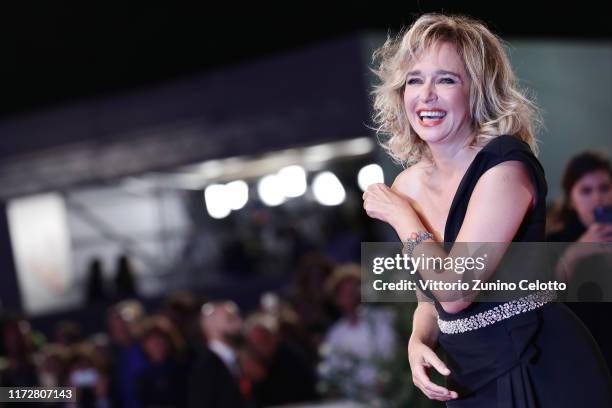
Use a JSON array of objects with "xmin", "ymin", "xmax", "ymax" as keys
[
  {"xmin": 357, "ymin": 163, "xmax": 384, "ymax": 191},
  {"xmin": 312, "ymin": 171, "xmax": 345, "ymax": 206}
]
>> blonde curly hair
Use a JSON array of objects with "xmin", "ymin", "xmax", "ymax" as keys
[{"xmin": 371, "ymin": 13, "xmax": 542, "ymax": 167}]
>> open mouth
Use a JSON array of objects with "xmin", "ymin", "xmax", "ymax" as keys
[{"xmin": 417, "ymin": 109, "xmax": 447, "ymax": 127}]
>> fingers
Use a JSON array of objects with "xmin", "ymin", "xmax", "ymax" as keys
[
  {"xmin": 415, "ymin": 377, "xmax": 458, "ymax": 401},
  {"xmin": 362, "ymin": 183, "xmax": 396, "ymax": 207},
  {"xmin": 411, "ymin": 358, "xmax": 457, "ymax": 401},
  {"xmin": 413, "ymin": 372, "xmax": 458, "ymax": 400},
  {"xmin": 363, "ymin": 183, "xmax": 388, "ymax": 197},
  {"xmin": 580, "ymin": 223, "xmax": 612, "ymax": 242},
  {"xmin": 423, "ymin": 347, "xmax": 451, "ymax": 376},
  {"xmin": 592, "ymin": 223, "xmax": 612, "ymax": 241},
  {"xmin": 362, "ymin": 184, "xmax": 387, "ymax": 219},
  {"xmin": 600, "ymin": 224, "xmax": 612, "ymax": 237},
  {"xmin": 592, "ymin": 223, "xmax": 612, "ymax": 232},
  {"xmin": 408, "ymin": 343, "xmax": 459, "ymax": 401}
]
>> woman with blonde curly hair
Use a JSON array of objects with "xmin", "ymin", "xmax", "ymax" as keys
[{"xmin": 362, "ymin": 13, "xmax": 612, "ymax": 406}]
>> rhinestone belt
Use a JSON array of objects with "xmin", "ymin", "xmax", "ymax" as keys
[{"xmin": 437, "ymin": 290, "xmax": 557, "ymax": 335}]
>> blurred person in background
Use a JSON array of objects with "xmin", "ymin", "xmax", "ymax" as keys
[
  {"xmin": 36, "ymin": 344, "xmax": 69, "ymax": 408},
  {"xmin": 548, "ymin": 151, "xmax": 612, "ymax": 243},
  {"xmin": 547, "ymin": 151, "xmax": 612, "ymax": 371},
  {"xmin": 274, "ymin": 308, "xmax": 310, "ymax": 360},
  {"xmin": 54, "ymin": 320, "xmax": 83, "ymax": 346},
  {"xmin": 287, "ymin": 252, "xmax": 338, "ymax": 361},
  {"xmin": 258, "ymin": 292, "xmax": 315, "ymax": 369},
  {"xmin": 37, "ymin": 343, "xmax": 69, "ymax": 388},
  {"xmin": 106, "ymin": 300, "xmax": 147, "ymax": 408},
  {"xmin": 137, "ymin": 316, "xmax": 187, "ymax": 408},
  {"xmin": 236, "ymin": 345, "xmax": 267, "ymax": 406},
  {"xmin": 0, "ymin": 315, "xmax": 39, "ymax": 387},
  {"xmin": 318, "ymin": 263, "xmax": 396, "ymax": 403},
  {"xmin": 89, "ymin": 334, "xmax": 114, "ymax": 398},
  {"xmin": 243, "ymin": 312, "xmax": 318, "ymax": 407},
  {"xmin": 187, "ymin": 300, "xmax": 245, "ymax": 408},
  {"xmin": 65, "ymin": 342, "xmax": 110, "ymax": 408},
  {"xmin": 85, "ymin": 257, "xmax": 109, "ymax": 305},
  {"xmin": 114, "ymin": 254, "xmax": 139, "ymax": 300},
  {"xmin": 161, "ymin": 292, "xmax": 205, "ymax": 364}
]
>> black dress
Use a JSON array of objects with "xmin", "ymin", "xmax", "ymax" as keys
[{"xmin": 421, "ymin": 135, "xmax": 612, "ymax": 407}]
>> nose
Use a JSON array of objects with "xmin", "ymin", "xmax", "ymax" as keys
[{"xmin": 419, "ymin": 79, "xmax": 437, "ymax": 103}]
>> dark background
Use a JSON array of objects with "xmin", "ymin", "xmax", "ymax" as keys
[{"xmin": 1, "ymin": 1, "xmax": 610, "ymax": 119}]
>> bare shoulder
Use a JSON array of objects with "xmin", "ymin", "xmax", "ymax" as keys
[
  {"xmin": 456, "ymin": 160, "xmax": 537, "ymax": 242},
  {"xmin": 484, "ymin": 159, "xmax": 531, "ymax": 179},
  {"xmin": 479, "ymin": 160, "xmax": 534, "ymax": 194},
  {"xmin": 391, "ymin": 161, "xmax": 428, "ymax": 198},
  {"xmin": 473, "ymin": 159, "xmax": 536, "ymax": 209}
]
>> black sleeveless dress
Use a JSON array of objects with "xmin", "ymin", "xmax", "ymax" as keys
[{"xmin": 421, "ymin": 135, "xmax": 612, "ymax": 407}]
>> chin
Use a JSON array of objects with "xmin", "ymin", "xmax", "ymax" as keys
[{"xmin": 413, "ymin": 127, "xmax": 449, "ymax": 144}]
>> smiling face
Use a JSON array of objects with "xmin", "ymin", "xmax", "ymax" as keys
[{"xmin": 403, "ymin": 42, "xmax": 473, "ymax": 146}]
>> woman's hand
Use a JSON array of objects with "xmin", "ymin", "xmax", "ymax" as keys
[
  {"xmin": 362, "ymin": 183, "xmax": 417, "ymax": 233},
  {"xmin": 577, "ymin": 223, "xmax": 612, "ymax": 243},
  {"xmin": 408, "ymin": 339, "xmax": 458, "ymax": 402}
]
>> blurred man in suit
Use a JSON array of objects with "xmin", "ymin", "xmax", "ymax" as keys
[{"xmin": 187, "ymin": 301, "xmax": 245, "ymax": 408}]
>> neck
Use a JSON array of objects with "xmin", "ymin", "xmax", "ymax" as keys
[
  {"xmin": 207, "ymin": 336, "xmax": 227, "ymax": 347},
  {"xmin": 426, "ymin": 128, "xmax": 476, "ymax": 177}
]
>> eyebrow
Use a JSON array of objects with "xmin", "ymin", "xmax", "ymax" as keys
[{"xmin": 406, "ymin": 69, "xmax": 461, "ymax": 78}]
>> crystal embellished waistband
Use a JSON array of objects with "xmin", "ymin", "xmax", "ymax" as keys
[{"xmin": 437, "ymin": 290, "xmax": 557, "ymax": 335}]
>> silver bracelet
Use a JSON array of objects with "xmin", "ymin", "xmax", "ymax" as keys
[{"xmin": 402, "ymin": 231, "xmax": 434, "ymax": 257}]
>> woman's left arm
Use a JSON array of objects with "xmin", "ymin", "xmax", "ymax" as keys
[{"xmin": 363, "ymin": 161, "xmax": 535, "ymax": 313}]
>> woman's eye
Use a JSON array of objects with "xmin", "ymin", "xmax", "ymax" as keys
[
  {"xmin": 580, "ymin": 187, "xmax": 593, "ymax": 195},
  {"xmin": 599, "ymin": 184, "xmax": 610, "ymax": 193},
  {"xmin": 406, "ymin": 78, "xmax": 422, "ymax": 85},
  {"xmin": 439, "ymin": 77, "xmax": 456, "ymax": 84}
]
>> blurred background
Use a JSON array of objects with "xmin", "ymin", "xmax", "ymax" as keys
[{"xmin": 0, "ymin": 2, "xmax": 610, "ymax": 407}]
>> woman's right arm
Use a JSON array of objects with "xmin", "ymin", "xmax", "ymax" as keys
[
  {"xmin": 409, "ymin": 300, "xmax": 440, "ymax": 348},
  {"xmin": 408, "ymin": 300, "xmax": 459, "ymax": 402},
  {"xmin": 390, "ymin": 168, "xmax": 458, "ymax": 400}
]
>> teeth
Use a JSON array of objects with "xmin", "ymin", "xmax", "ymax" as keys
[{"xmin": 419, "ymin": 111, "xmax": 446, "ymax": 118}]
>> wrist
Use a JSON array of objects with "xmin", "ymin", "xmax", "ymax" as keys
[
  {"xmin": 409, "ymin": 334, "xmax": 434, "ymax": 350},
  {"xmin": 402, "ymin": 230, "xmax": 435, "ymax": 257},
  {"xmin": 408, "ymin": 335, "xmax": 421, "ymax": 351},
  {"xmin": 393, "ymin": 219, "xmax": 420, "ymax": 240},
  {"xmin": 389, "ymin": 206, "xmax": 417, "ymax": 235}
]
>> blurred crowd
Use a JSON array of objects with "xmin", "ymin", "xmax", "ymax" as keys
[{"xmin": 0, "ymin": 255, "xmax": 402, "ymax": 408}]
